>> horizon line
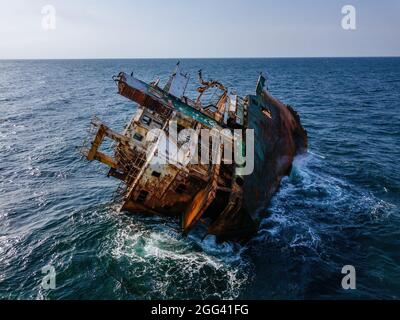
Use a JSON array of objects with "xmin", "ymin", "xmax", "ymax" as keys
[{"xmin": 1, "ymin": 55, "xmax": 400, "ymax": 61}]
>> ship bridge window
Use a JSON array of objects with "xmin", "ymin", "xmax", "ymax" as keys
[
  {"xmin": 141, "ymin": 115, "xmax": 152, "ymax": 126},
  {"xmin": 133, "ymin": 132, "xmax": 144, "ymax": 142},
  {"xmin": 204, "ymin": 105, "xmax": 217, "ymax": 113},
  {"xmin": 177, "ymin": 123, "xmax": 185, "ymax": 133},
  {"xmin": 153, "ymin": 120, "xmax": 163, "ymax": 128},
  {"xmin": 137, "ymin": 190, "xmax": 149, "ymax": 203},
  {"xmin": 152, "ymin": 171, "xmax": 161, "ymax": 178},
  {"xmin": 175, "ymin": 184, "xmax": 186, "ymax": 194}
]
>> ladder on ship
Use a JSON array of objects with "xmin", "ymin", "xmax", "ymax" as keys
[{"xmin": 111, "ymin": 147, "xmax": 146, "ymax": 203}]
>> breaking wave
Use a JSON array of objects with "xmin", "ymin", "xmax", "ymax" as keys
[
  {"xmin": 106, "ymin": 215, "xmax": 251, "ymax": 299},
  {"xmin": 246, "ymin": 152, "xmax": 398, "ymax": 299}
]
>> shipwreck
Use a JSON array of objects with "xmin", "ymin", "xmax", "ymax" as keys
[{"xmin": 80, "ymin": 63, "xmax": 307, "ymax": 241}]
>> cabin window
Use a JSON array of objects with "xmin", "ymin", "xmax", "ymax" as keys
[
  {"xmin": 153, "ymin": 120, "xmax": 163, "ymax": 128},
  {"xmin": 152, "ymin": 171, "xmax": 161, "ymax": 178},
  {"xmin": 177, "ymin": 124, "xmax": 185, "ymax": 133},
  {"xmin": 175, "ymin": 184, "xmax": 186, "ymax": 194},
  {"xmin": 137, "ymin": 190, "xmax": 148, "ymax": 203},
  {"xmin": 205, "ymin": 105, "xmax": 217, "ymax": 113},
  {"xmin": 141, "ymin": 115, "xmax": 152, "ymax": 126},
  {"xmin": 133, "ymin": 132, "xmax": 144, "ymax": 142}
]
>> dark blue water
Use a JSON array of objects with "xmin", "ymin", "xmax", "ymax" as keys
[{"xmin": 0, "ymin": 58, "xmax": 399, "ymax": 299}]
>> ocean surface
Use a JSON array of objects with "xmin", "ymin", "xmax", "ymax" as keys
[{"xmin": 0, "ymin": 58, "xmax": 399, "ymax": 299}]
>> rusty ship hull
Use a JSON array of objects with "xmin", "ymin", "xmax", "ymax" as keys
[
  {"xmin": 81, "ymin": 64, "xmax": 307, "ymax": 241},
  {"xmin": 207, "ymin": 91, "xmax": 307, "ymax": 240}
]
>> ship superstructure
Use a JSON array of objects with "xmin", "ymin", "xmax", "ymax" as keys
[{"xmin": 81, "ymin": 63, "xmax": 307, "ymax": 240}]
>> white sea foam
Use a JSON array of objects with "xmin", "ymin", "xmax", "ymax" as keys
[
  {"xmin": 108, "ymin": 218, "xmax": 250, "ymax": 299},
  {"xmin": 255, "ymin": 152, "xmax": 397, "ymax": 254}
]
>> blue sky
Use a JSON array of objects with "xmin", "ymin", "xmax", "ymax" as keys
[{"xmin": 0, "ymin": 0, "xmax": 399, "ymax": 59}]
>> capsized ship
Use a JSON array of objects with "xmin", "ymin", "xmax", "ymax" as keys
[{"xmin": 80, "ymin": 63, "xmax": 307, "ymax": 241}]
